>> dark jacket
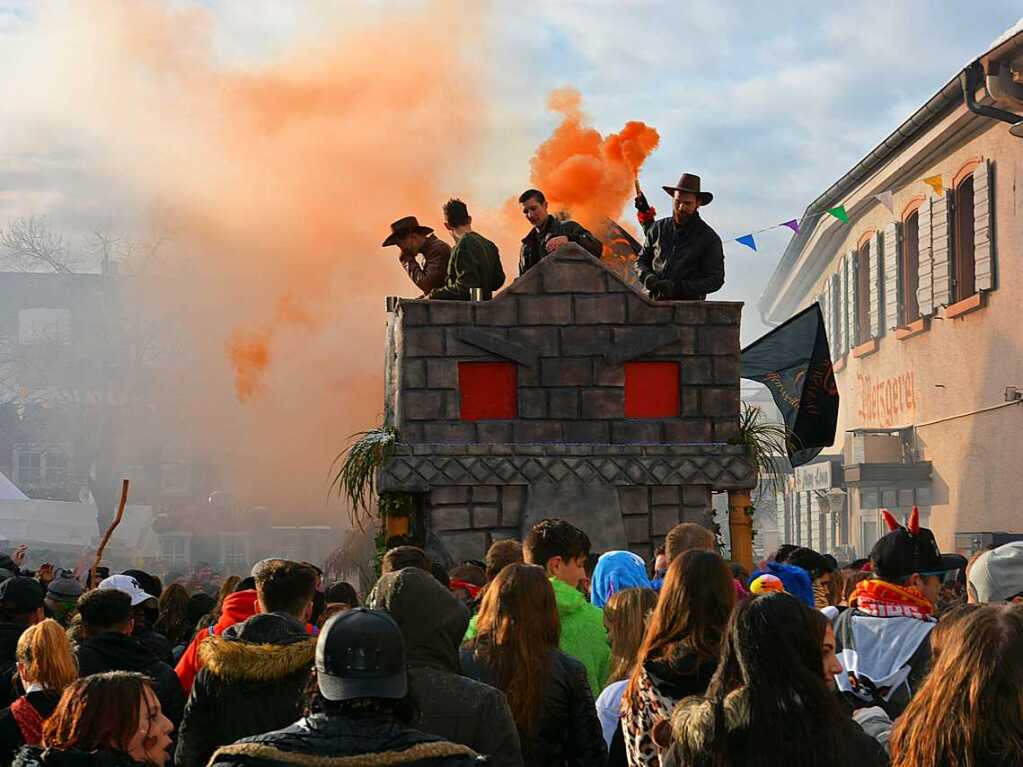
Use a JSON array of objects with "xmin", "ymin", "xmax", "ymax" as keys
[
  {"xmin": 13, "ymin": 746, "xmax": 150, "ymax": 767},
  {"xmin": 636, "ymin": 214, "xmax": 724, "ymax": 300},
  {"xmin": 519, "ymin": 218, "xmax": 602, "ymax": 275},
  {"xmin": 430, "ymin": 232, "xmax": 505, "ymax": 301},
  {"xmin": 174, "ymin": 612, "xmax": 315, "ymax": 767},
  {"xmin": 207, "ymin": 713, "xmax": 485, "ymax": 767},
  {"xmin": 134, "ymin": 624, "xmax": 174, "ymax": 666},
  {"xmin": 460, "ymin": 645, "xmax": 605, "ymax": 767},
  {"xmin": 666, "ymin": 688, "xmax": 888, "ymax": 767},
  {"xmin": 401, "ymin": 234, "xmax": 452, "ymax": 295},
  {"xmin": 0, "ymin": 690, "xmax": 60, "ymax": 765},
  {"xmin": 368, "ymin": 569, "xmax": 522, "ymax": 767},
  {"xmin": 0, "ymin": 622, "xmax": 26, "ymax": 709},
  {"xmin": 76, "ymin": 630, "xmax": 185, "ymax": 728}
]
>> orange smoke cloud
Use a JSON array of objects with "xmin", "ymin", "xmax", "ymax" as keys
[{"xmin": 525, "ymin": 87, "xmax": 660, "ymax": 231}]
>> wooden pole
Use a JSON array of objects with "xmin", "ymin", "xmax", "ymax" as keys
[
  {"xmin": 91, "ymin": 479, "xmax": 129, "ymax": 588},
  {"xmin": 728, "ymin": 488, "xmax": 754, "ymax": 574}
]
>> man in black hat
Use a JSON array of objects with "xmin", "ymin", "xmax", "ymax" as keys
[
  {"xmin": 382, "ymin": 216, "xmax": 452, "ymax": 296},
  {"xmin": 518, "ymin": 188, "xmax": 603, "ymax": 274},
  {"xmin": 832, "ymin": 508, "xmax": 967, "ymax": 717},
  {"xmin": 636, "ymin": 173, "xmax": 724, "ymax": 300},
  {"xmin": 208, "ymin": 608, "xmax": 484, "ymax": 766},
  {"xmin": 0, "ymin": 576, "xmax": 45, "ymax": 708}
]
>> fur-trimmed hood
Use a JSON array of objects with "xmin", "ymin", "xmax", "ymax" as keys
[
  {"xmin": 670, "ymin": 688, "xmax": 750, "ymax": 757},
  {"xmin": 198, "ymin": 612, "xmax": 315, "ymax": 683}
]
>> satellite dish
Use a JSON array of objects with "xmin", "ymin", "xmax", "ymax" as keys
[{"xmin": 1011, "ymin": 120, "xmax": 1023, "ymax": 138}]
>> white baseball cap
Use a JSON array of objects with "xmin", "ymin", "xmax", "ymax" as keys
[{"xmin": 98, "ymin": 574, "xmax": 157, "ymax": 607}]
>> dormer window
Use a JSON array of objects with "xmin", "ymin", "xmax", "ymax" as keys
[
  {"xmin": 459, "ymin": 362, "xmax": 517, "ymax": 420},
  {"xmin": 624, "ymin": 362, "xmax": 680, "ymax": 418}
]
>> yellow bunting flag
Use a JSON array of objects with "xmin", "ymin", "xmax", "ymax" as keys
[{"xmin": 922, "ymin": 175, "xmax": 944, "ymax": 197}]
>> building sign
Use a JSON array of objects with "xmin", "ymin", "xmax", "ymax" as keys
[
  {"xmin": 794, "ymin": 460, "xmax": 834, "ymax": 493},
  {"xmin": 857, "ymin": 371, "xmax": 916, "ymax": 427}
]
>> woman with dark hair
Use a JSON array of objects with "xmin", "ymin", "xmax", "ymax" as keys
[
  {"xmin": 186, "ymin": 593, "xmax": 216, "ymax": 633},
  {"xmin": 668, "ymin": 592, "xmax": 886, "ymax": 767},
  {"xmin": 461, "ymin": 563, "xmax": 605, "ymax": 767},
  {"xmin": 621, "ymin": 549, "xmax": 734, "ymax": 767},
  {"xmin": 154, "ymin": 585, "xmax": 190, "ymax": 654},
  {"xmin": 890, "ymin": 604, "xmax": 1023, "ymax": 767},
  {"xmin": 323, "ymin": 581, "xmax": 359, "ymax": 608},
  {"xmin": 14, "ymin": 671, "xmax": 174, "ymax": 766}
]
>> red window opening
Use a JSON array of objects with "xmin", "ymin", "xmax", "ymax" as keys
[
  {"xmin": 624, "ymin": 362, "xmax": 680, "ymax": 418},
  {"xmin": 459, "ymin": 362, "xmax": 517, "ymax": 420}
]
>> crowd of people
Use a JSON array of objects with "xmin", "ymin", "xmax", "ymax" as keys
[{"xmin": 1, "ymin": 509, "xmax": 1022, "ymax": 766}]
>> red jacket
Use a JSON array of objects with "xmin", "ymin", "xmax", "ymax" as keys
[{"xmin": 175, "ymin": 590, "xmax": 258, "ymax": 695}]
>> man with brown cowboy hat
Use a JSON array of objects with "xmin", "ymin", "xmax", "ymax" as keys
[
  {"xmin": 635, "ymin": 172, "xmax": 724, "ymax": 301},
  {"xmin": 382, "ymin": 216, "xmax": 452, "ymax": 296}
]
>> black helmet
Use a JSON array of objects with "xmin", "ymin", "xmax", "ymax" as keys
[{"xmin": 316, "ymin": 607, "xmax": 407, "ymax": 702}]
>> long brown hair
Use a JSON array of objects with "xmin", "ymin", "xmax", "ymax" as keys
[
  {"xmin": 626, "ymin": 549, "xmax": 734, "ymax": 703},
  {"xmin": 16, "ymin": 618, "xmax": 77, "ymax": 693},
  {"xmin": 472, "ymin": 563, "xmax": 559, "ymax": 734},
  {"xmin": 605, "ymin": 587, "xmax": 658, "ymax": 683},
  {"xmin": 42, "ymin": 671, "xmax": 154, "ymax": 752},
  {"xmin": 891, "ymin": 604, "xmax": 1023, "ymax": 767},
  {"xmin": 154, "ymin": 583, "xmax": 190, "ymax": 645}
]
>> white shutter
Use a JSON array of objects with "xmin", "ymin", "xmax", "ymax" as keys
[
  {"xmin": 917, "ymin": 196, "xmax": 934, "ymax": 317},
  {"xmin": 836, "ymin": 255, "xmax": 847, "ymax": 355},
  {"xmin": 845, "ymin": 250, "xmax": 858, "ymax": 348},
  {"xmin": 974, "ymin": 159, "xmax": 994, "ymax": 291},
  {"xmin": 932, "ymin": 191, "xmax": 952, "ymax": 308},
  {"xmin": 884, "ymin": 221, "xmax": 901, "ymax": 331},
  {"xmin": 869, "ymin": 231, "xmax": 883, "ymax": 338}
]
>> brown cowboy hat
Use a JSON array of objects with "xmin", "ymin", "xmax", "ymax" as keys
[
  {"xmin": 662, "ymin": 173, "xmax": 713, "ymax": 205},
  {"xmin": 382, "ymin": 216, "xmax": 434, "ymax": 247}
]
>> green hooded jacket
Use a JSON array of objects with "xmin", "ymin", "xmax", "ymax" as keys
[{"xmin": 464, "ymin": 576, "xmax": 610, "ymax": 696}]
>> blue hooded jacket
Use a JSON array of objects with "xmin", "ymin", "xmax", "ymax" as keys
[{"xmin": 591, "ymin": 551, "xmax": 653, "ymax": 608}]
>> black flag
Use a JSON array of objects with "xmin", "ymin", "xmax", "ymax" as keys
[{"xmin": 740, "ymin": 303, "xmax": 839, "ymax": 467}]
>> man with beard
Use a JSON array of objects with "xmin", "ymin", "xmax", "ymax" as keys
[{"xmin": 636, "ymin": 173, "xmax": 724, "ymax": 301}]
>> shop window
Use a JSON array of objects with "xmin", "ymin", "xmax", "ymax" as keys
[
  {"xmin": 902, "ymin": 210, "xmax": 920, "ymax": 323},
  {"xmin": 953, "ymin": 176, "xmax": 976, "ymax": 301},
  {"xmin": 458, "ymin": 362, "xmax": 517, "ymax": 421},
  {"xmin": 624, "ymin": 362, "xmax": 680, "ymax": 418}
]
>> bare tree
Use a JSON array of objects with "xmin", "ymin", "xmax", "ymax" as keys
[{"xmin": 0, "ymin": 216, "xmax": 81, "ymax": 273}]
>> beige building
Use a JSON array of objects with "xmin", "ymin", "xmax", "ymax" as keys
[{"xmin": 761, "ymin": 29, "xmax": 1023, "ymax": 557}]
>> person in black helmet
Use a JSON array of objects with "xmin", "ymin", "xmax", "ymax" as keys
[{"xmin": 207, "ymin": 608, "xmax": 486, "ymax": 767}]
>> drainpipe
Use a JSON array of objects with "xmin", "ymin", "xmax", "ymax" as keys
[{"xmin": 960, "ymin": 61, "xmax": 1022, "ymax": 126}]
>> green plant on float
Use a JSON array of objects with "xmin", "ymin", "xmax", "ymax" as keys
[
  {"xmin": 329, "ymin": 425, "xmax": 398, "ymax": 530},
  {"xmin": 729, "ymin": 402, "xmax": 791, "ymax": 504}
]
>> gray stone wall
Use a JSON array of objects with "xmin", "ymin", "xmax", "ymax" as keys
[{"xmin": 393, "ymin": 248, "xmax": 742, "ymax": 445}]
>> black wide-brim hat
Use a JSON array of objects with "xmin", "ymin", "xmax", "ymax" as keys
[
  {"xmin": 382, "ymin": 216, "xmax": 434, "ymax": 247},
  {"xmin": 662, "ymin": 172, "xmax": 713, "ymax": 205}
]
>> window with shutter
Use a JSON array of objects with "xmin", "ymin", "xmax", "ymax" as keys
[
  {"xmin": 931, "ymin": 192, "xmax": 952, "ymax": 308},
  {"xmin": 917, "ymin": 197, "xmax": 934, "ymax": 317},
  {"xmin": 836, "ymin": 256, "xmax": 847, "ymax": 355},
  {"xmin": 952, "ymin": 175, "xmax": 976, "ymax": 301},
  {"xmin": 884, "ymin": 221, "xmax": 900, "ymax": 332},
  {"xmin": 869, "ymin": 231, "xmax": 883, "ymax": 338},
  {"xmin": 974, "ymin": 160, "xmax": 994, "ymax": 291},
  {"xmin": 902, "ymin": 211, "xmax": 920, "ymax": 323},
  {"xmin": 845, "ymin": 250, "xmax": 858, "ymax": 351},
  {"xmin": 830, "ymin": 273, "xmax": 840, "ymax": 357},
  {"xmin": 857, "ymin": 241, "xmax": 871, "ymax": 344}
]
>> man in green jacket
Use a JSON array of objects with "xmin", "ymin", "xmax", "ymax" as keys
[
  {"xmin": 464, "ymin": 519, "xmax": 611, "ymax": 696},
  {"xmin": 429, "ymin": 199, "xmax": 505, "ymax": 300}
]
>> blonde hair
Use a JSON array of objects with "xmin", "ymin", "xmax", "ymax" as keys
[
  {"xmin": 604, "ymin": 588, "xmax": 658, "ymax": 683},
  {"xmin": 17, "ymin": 618, "xmax": 78, "ymax": 693}
]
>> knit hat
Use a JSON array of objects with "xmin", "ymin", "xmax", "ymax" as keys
[
  {"xmin": 46, "ymin": 573, "xmax": 84, "ymax": 604},
  {"xmin": 748, "ymin": 562, "xmax": 814, "ymax": 607},
  {"xmin": 968, "ymin": 542, "xmax": 1023, "ymax": 603}
]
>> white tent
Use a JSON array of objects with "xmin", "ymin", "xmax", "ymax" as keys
[{"xmin": 0, "ymin": 472, "xmax": 28, "ymax": 501}]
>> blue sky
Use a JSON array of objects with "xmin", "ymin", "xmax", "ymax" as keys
[{"xmin": 1, "ymin": 1, "xmax": 1021, "ymax": 343}]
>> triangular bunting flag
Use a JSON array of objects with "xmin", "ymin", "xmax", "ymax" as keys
[
  {"xmin": 922, "ymin": 175, "xmax": 944, "ymax": 197},
  {"xmin": 781, "ymin": 219, "xmax": 800, "ymax": 234},
  {"xmin": 826, "ymin": 205, "xmax": 848, "ymax": 223},
  {"xmin": 874, "ymin": 190, "xmax": 895, "ymax": 213},
  {"xmin": 736, "ymin": 234, "xmax": 757, "ymax": 251}
]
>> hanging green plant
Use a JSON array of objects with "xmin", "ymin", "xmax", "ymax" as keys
[
  {"xmin": 329, "ymin": 425, "xmax": 398, "ymax": 530},
  {"xmin": 729, "ymin": 403, "xmax": 789, "ymax": 502}
]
